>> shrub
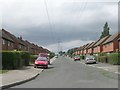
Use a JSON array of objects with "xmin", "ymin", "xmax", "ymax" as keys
[
  {"xmin": 2, "ymin": 51, "xmax": 30, "ymax": 70},
  {"xmin": 80, "ymin": 55, "xmax": 85, "ymax": 59},
  {"xmin": 98, "ymin": 56, "xmax": 108, "ymax": 63},
  {"xmin": 108, "ymin": 53, "xmax": 120, "ymax": 65},
  {"xmin": 21, "ymin": 52, "xmax": 30, "ymax": 66},
  {"xmin": 30, "ymin": 55, "xmax": 38, "ymax": 63}
]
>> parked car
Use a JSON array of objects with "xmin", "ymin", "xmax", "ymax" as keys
[
  {"xmin": 34, "ymin": 57, "xmax": 49, "ymax": 69},
  {"xmin": 38, "ymin": 53, "xmax": 50, "ymax": 64},
  {"xmin": 74, "ymin": 55, "xmax": 80, "ymax": 61},
  {"xmin": 85, "ymin": 55, "xmax": 96, "ymax": 64}
]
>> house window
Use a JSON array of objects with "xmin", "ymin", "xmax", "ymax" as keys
[
  {"xmin": 108, "ymin": 43, "xmax": 111, "ymax": 46},
  {"xmin": 8, "ymin": 41, "xmax": 10, "ymax": 46},
  {"xmin": 11, "ymin": 43, "xmax": 13, "ymax": 47},
  {"xmin": 19, "ymin": 45, "xmax": 22, "ymax": 49},
  {"xmin": 105, "ymin": 44, "xmax": 107, "ymax": 48},
  {"xmin": 2, "ymin": 39, "xmax": 5, "ymax": 45}
]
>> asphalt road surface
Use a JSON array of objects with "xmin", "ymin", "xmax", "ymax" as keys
[{"xmin": 12, "ymin": 56, "xmax": 118, "ymax": 88}]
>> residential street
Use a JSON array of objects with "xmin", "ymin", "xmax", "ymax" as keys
[{"xmin": 11, "ymin": 56, "xmax": 118, "ymax": 88}]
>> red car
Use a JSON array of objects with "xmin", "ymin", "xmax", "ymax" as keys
[
  {"xmin": 38, "ymin": 53, "xmax": 50, "ymax": 65},
  {"xmin": 74, "ymin": 56, "xmax": 80, "ymax": 61},
  {"xmin": 34, "ymin": 57, "xmax": 48, "ymax": 69}
]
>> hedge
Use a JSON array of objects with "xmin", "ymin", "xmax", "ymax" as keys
[
  {"xmin": 107, "ymin": 53, "xmax": 120, "ymax": 65},
  {"xmin": 30, "ymin": 55, "xmax": 38, "ymax": 63},
  {"xmin": 95, "ymin": 52, "xmax": 120, "ymax": 65},
  {"xmin": 80, "ymin": 55, "xmax": 85, "ymax": 59},
  {"xmin": 2, "ymin": 51, "xmax": 30, "ymax": 70}
]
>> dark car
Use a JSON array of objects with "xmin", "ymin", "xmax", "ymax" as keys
[{"xmin": 34, "ymin": 57, "xmax": 49, "ymax": 69}]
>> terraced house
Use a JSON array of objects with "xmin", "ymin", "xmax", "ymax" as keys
[
  {"xmin": 118, "ymin": 37, "xmax": 120, "ymax": 51},
  {"xmin": 93, "ymin": 35, "xmax": 110, "ymax": 54},
  {"xmin": 1, "ymin": 29, "xmax": 50, "ymax": 55},
  {"xmin": 102, "ymin": 33, "xmax": 120, "ymax": 53},
  {"xmin": 72, "ymin": 32, "xmax": 120, "ymax": 56},
  {"xmin": 2, "ymin": 29, "xmax": 15, "ymax": 50}
]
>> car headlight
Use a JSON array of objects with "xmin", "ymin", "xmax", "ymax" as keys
[{"xmin": 35, "ymin": 61, "xmax": 38, "ymax": 64}]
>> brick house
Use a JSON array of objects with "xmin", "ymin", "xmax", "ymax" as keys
[
  {"xmin": 0, "ymin": 30, "xmax": 2, "ymax": 50},
  {"xmin": 118, "ymin": 37, "xmax": 120, "ymax": 51},
  {"xmin": 2, "ymin": 29, "xmax": 15, "ymax": 50},
  {"xmin": 93, "ymin": 35, "xmax": 110, "ymax": 53},
  {"xmin": 102, "ymin": 33, "xmax": 120, "ymax": 53},
  {"xmin": 83, "ymin": 43, "xmax": 91, "ymax": 55},
  {"xmin": 81, "ymin": 44, "xmax": 89, "ymax": 55},
  {"xmin": 2, "ymin": 29, "xmax": 26, "ymax": 51},
  {"xmin": 87, "ymin": 42, "xmax": 96, "ymax": 55}
]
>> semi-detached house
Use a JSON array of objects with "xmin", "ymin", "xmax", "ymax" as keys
[
  {"xmin": 2, "ymin": 29, "xmax": 15, "ymax": 50},
  {"xmin": 2, "ymin": 29, "xmax": 26, "ymax": 51},
  {"xmin": 93, "ymin": 35, "xmax": 110, "ymax": 54},
  {"xmin": 102, "ymin": 33, "xmax": 120, "ymax": 53}
]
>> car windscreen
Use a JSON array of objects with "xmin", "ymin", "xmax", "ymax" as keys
[
  {"xmin": 37, "ymin": 57, "xmax": 47, "ymax": 61},
  {"xmin": 86, "ymin": 56, "xmax": 94, "ymax": 59},
  {"xmin": 39, "ymin": 54, "xmax": 47, "ymax": 57}
]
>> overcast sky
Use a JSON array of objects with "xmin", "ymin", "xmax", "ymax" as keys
[{"xmin": 2, "ymin": 0, "xmax": 119, "ymax": 53}]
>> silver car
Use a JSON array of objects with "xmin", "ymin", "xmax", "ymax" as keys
[{"xmin": 85, "ymin": 55, "xmax": 96, "ymax": 64}]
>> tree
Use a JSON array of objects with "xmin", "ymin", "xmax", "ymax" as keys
[{"xmin": 100, "ymin": 22, "xmax": 110, "ymax": 38}]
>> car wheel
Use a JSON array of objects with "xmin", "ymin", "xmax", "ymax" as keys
[
  {"xmin": 34, "ymin": 65, "xmax": 37, "ymax": 68},
  {"xmin": 45, "ymin": 65, "xmax": 48, "ymax": 69}
]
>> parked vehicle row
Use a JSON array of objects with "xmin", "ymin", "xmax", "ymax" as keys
[{"xmin": 73, "ymin": 55, "xmax": 97, "ymax": 64}]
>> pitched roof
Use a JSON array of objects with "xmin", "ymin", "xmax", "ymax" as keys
[
  {"xmin": 2, "ymin": 29, "xmax": 25, "ymax": 46},
  {"xmin": 94, "ymin": 35, "xmax": 110, "ymax": 47},
  {"xmin": 118, "ymin": 37, "xmax": 120, "ymax": 41},
  {"xmin": 82, "ymin": 43, "xmax": 90, "ymax": 50},
  {"xmin": 87, "ymin": 42, "xmax": 96, "ymax": 49},
  {"xmin": 2, "ymin": 29, "xmax": 14, "ymax": 42},
  {"xmin": 103, "ymin": 33, "xmax": 120, "ymax": 45},
  {"xmin": 84, "ymin": 43, "xmax": 91, "ymax": 49}
]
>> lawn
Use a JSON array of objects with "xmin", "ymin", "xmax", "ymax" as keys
[{"xmin": 0, "ymin": 70, "xmax": 8, "ymax": 74}]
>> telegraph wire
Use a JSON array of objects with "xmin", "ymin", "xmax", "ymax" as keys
[{"xmin": 44, "ymin": 0, "xmax": 62, "ymax": 53}]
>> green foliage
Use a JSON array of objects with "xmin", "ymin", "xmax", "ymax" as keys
[
  {"xmin": 80, "ymin": 55, "xmax": 85, "ymax": 59},
  {"xmin": 30, "ymin": 55, "xmax": 38, "ymax": 63},
  {"xmin": 2, "ymin": 51, "xmax": 30, "ymax": 70},
  {"xmin": 95, "ymin": 52, "xmax": 120, "ymax": 65},
  {"xmin": 107, "ymin": 53, "xmax": 120, "ymax": 65},
  {"xmin": 98, "ymin": 56, "xmax": 108, "ymax": 63},
  {"xmin": 49, "ymin": 52, "xmax": 55, "ymax": 59},
  {"xmin": 21, "ymin": 52, "xmax": 30, "ymax": 66},
  {"xmin": 67, "ymin": 49, "xmax": 73, "ymax": 57},
  {"xmin": 100, "ymin": 22, "xmax": 110, "ymax": 38}
]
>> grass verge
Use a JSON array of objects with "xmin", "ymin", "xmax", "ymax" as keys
[{"xmin": 0, "ymin": 70, "xmax": 9, "ymax": 74}]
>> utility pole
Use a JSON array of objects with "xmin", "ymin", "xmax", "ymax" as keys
[{"xmin": 57, "ymin": 40, "xmax": 62, "ymax": 55}]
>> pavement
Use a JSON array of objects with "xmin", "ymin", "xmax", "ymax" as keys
[{"xmin": 0, "ymin": 57, "xmax": 56, "ymax": 89}]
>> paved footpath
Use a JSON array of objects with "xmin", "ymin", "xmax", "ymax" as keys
[{"xmin": 0, "ymin": 57, "xmax": 56, "ymax": 89}]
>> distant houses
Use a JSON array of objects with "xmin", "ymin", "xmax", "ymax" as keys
[
  {"xmin": 73, "ymin": 32, "xmax": 120, "ymax": 56},
  {"xmin": 1, "ymin": 29, "xmax": 50, "ymax": 55}
]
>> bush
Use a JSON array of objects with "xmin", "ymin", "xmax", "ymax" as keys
[
  {"xmin": 108, "ymin": 53, "xmax": 120, "ymax": 65},
  {"xmin": 2, "ymin": 51, "xmax": 30, "ymax": 70},
  {"xmin": 80, "ymin": 55, "xmax": 85, "ymax": 59},
  {"xmin": 98, "ymin": 56, "xmax": 108, "ymax": 63},
  {"xmin": 30, "ymin": 55, "xmax": 38, "ymax": 63},
  {"xmin": 21, "ymin": 52, "xmax": 30, "ymax": 66}
]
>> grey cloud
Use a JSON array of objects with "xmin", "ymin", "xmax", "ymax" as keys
[{"xmin": 2, "ymin": 0, "xmax": 118, "ymax": 52}]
